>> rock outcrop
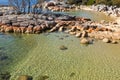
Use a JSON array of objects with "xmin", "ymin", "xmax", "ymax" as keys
[{"xmin": 0, "ymin": 12, "xmax": 119, "ymax": 44}]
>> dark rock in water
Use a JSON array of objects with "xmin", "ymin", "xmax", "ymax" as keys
[
  {"xmin": 0, "ymin": 47, "xmax": 5, "ymax": 50},
  {"xmin": 59, "ymin": 37, "xmax": 64, "ymax": 40},
  {"xmin": 64, "ymin": 35, "xmax": 69, "ymax": 37},
  {"xmin": 70, "ymin": 72, "xmax": 75, "ymax": 77},
  {"xmin": 18, "ymin": 75, "xmax": 33, "ymax": 80},
  {"xmin": 43, "ymin": 33, "xmax": 50, "ymax": 36},
  {"xmin": 84, "ymin": 18, "xmax": 91, "ymax": 21},
  {"xmin": 38, "ymin": 75, "xmax": 49, "ymax": 80},
  {"xmin": 60, "ymin": 45, "xmax": 68, "ymax": 50},
  {"xmin": 57, "ymin": 15, "xmax": 72, "ymax": 21},
  {"xmin": 0, "ymin": 55, "xmax": 8, "ymax": 61},
  {"xmin": 88, "ymin": 38, "xmax": 94, "ymax": 44},
  {"xmin": 0, "ymin": 72, "xmax": 11, "ymax": 80}
]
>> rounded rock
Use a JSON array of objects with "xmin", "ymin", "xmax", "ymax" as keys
[
  {"xmin": 102, "ymin": 38, "xmax": 110, "ymax": 43},
  {"xmin": 80, "ymin": 38, "xmax": 89, "ymax": 44}
]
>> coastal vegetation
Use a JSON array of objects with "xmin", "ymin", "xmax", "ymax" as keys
[{"xmin": 67, "ymin": 0, "xmax": 120, "ymax": 6}]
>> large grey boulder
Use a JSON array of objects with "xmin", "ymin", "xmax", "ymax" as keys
[
  {"xmin": 17, "ymin": 15, "xmax": 33, "ymax": 21},
  {"xmin": 12, "ymin": 22, "xmax": 20, "ymax": 26},
  {"xmin": 29, "ymin": 20, "xmax": 36, "ymax": 25},
  {"xmin": 8, "ymin": 16, "xmax": 17, "ymax": 23},
  {"xmin": 8, "ymin": 15, "xmax": 17, "ymax": 20},
  {"xmin": 17, "ymin": 16, "xmax": 25, "ymax": 22},
  {"xmin": 20, "ymin": 22, "xmax": 29, "ymax": 27},
  {"xmin": 2, "ymin": 20, "xmax": 11, "ymax": 24}
]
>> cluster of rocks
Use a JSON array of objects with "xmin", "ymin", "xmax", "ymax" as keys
[
  {"xmin": 44, "ymin": 1, "xmax": 79, "ymax": 12},
  {"xmin": 0, "ymin": 5, "xmax": 20, "ymax": 16},
  {"xmin": 0, "ymin": 12, "xmax": 120, "ymax": 44},
  {"xmin": 0, "ymin": 13, "xmax": 77, "ymax": 34},
  {"xmin": 91, "ymin": 5, "xmax": 120, "ymax": 17}
]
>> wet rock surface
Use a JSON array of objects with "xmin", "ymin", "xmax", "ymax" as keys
[
  {"xmin": 18, "ymin": 75, "xmax": 33, "ymax": 80},
  {"xmin": 59, "ymin": 45, "xmax": 68, "ymax": 50},
  {"xmin": 37, "ymin": 75, "xmax": 49, "ymax": 80}
]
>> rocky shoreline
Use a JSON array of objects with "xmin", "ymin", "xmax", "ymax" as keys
[
  {"xmin": 0, "ymin": 11, "xmax": 120, "ymax": 44},
  {"xmin": 80, "ymin": 5, "xmax": 120, "ymax": 24}
]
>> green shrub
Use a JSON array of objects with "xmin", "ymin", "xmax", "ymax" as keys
[{"xmin": 87, "ymin": 0, "xmax": 95, "ymax": 5}]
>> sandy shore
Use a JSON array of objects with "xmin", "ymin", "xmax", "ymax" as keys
[{"xmin": 80, "ymin": 5, "xmax": 120, "ymax": 25}]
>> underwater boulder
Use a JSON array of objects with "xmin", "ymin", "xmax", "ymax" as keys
[{"xmin": 18, "ymin": 75, "xmax": 33, "ymax": 80}]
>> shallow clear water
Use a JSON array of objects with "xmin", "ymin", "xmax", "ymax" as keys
[
  {"xmin": 0, "ymin": 33, "xmax": 120, "ymax": 80},
  {"xmin": 65, "ymin": 10, "xmax": 114, "ymax": 22},
  {"xmin": 0, "ymin": 10, "xmax": 119, "ymax": 80}
]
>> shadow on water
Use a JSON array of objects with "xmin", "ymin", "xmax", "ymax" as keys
[
  {"xmin": 70, "ymin": 72, "xmax": 76, "ymax": 77},
  {"xmin": 0, "ymin": 72, "xmax": 11, "ymax": 80}
]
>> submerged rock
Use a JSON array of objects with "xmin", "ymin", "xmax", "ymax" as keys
[
  {"xmin": 37, "ymin": 75, "xmax": 49, "ymax": 80},
  {"xmin": 80, "ymin": 38, "xmax": 89, "ymax": 44},
  {"xmin": 59, "ymin": 45, "xmax": 68, "ymax": 50},
  {"xmin": 70, "ymin": 72, "xmax": 75, "ymax": 77},
  {"xmin": 0, "ymin": 72, "xmax": 11, "ymax": 80},
  {"xmin": 18, "ymin": 75, "xmax": 33, "ymax": 80},
  {"xmin": 0, "ymin": 55, "xmax": 8, "ymax": 61}
]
